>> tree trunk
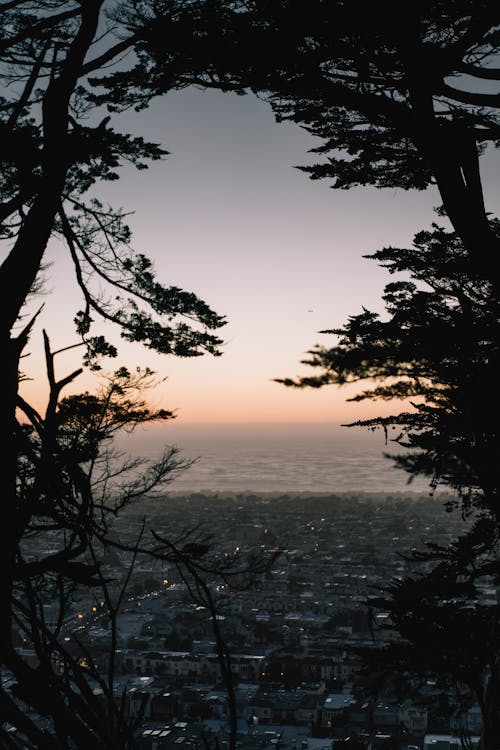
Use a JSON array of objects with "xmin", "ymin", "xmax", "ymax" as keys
[
  {"xmin": 481, "ymin": 666, "xmax": 500, "ymax": 750},
  {"xmin": 0, "ymin": 334, "xmax": 24, "ymax": 649}
]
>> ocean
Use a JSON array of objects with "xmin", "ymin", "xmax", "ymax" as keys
[{"xmin": 119, "ymin": 423, "xmax": 431, "ymax": 495}]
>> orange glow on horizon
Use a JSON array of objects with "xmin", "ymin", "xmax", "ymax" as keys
[{"xmin": 18, "ymin": 370, "xmax": 412, "ymax": 427}]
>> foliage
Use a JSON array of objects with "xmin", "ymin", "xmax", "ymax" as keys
[
  {"xmin": 7, "ymin": 333, "xmax": 276, "ymax": 747},
  {"xmin": 0, "ymin": 1, "xmax": 226, "ymax": 361},
  {"xmin": 109, "ymin": 0, "xmax": 500, "ymax": 276},
  {"xmin": 276, "ymin": 222, "xmax": 499, "ymax": 517},
  {"xmin": 276, "ymin": 222, "xmax": 500, "ymax": 747},
  {"xmin": 354, "ymin": 514, "xmax": 500, "ymax": 746},
  {"xmin": 0, "ymin": 3, "xmax": 229, "ymax": 745},
  {"xmin": 4, "ymin": 332, "xmax": 188, "ymax": 747}
]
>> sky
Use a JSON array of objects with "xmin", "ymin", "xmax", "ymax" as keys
[
  {"xmin": 18, "ymin": 85, "xmax": 500, "ymax": 439},
  {"xmin": 19, "ymin": 89, "xmax": 433, "ymax": 421}
]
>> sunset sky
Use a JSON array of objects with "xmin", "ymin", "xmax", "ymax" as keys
[{"xmin": 19, "ymin": 86, "xmax": 499, "ymax": 433}]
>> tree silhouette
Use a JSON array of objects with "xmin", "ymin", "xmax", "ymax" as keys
[
  {"xmin": 5, "ymin": 331, "xmax": 276, "ymax": 747},
  {"xmin": 4, "ymin": 333, "xmax": 193, "ymax": 747},
  {"xmin": 357, "ymin": 521, "xmax": 500, "ymax": 750},
  {"xmin": 109, "ymin": 0, "xmax": 500, "ymax": 281},
  {"xmin": 0, "ymin": 2, "xmax": 227, "ymax": 744},
  {"xmin": 277, "ymin": 221, "xmax": 498, "ymax": 518},
  {"xmin": 276, "ymin": 224, "xmax": 499, "ymax": 749}
]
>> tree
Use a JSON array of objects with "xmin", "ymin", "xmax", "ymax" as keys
[
  {"xmin": 105, "ymin": 0, "xmax": 500, "ymax": 279},
  {"xmin": 277, "ymin": 221, "xmax": 498, "ymax": 517},
  {"xmin": 6, "ymin": 336, "xmax": 193, "ymax": 747},
  {"xmin": 0, "ymin": 5, "xmax": 283, "ymax": 745},
  {"xmin": 0, "ymin": 2, "xmax": 228, "ymax": 744},
  {"xmin": 128, "ymin": 519, "xmax": 280, "ymax": 750},
  {"xmin": 357, "ymin": 527, "xmax": 500, "ymax": 750},
  {"xmin": 275, "ymin": 224, "xmax": 499, "ymax": 749},
  {"xmin": 7, "ymin": 332, "xmax": 277, "ymax": 747}
]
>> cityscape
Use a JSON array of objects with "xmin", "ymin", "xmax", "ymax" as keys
[{"xmin": 11, "ymin": 492, "xmax": 482, "ymax": 750}]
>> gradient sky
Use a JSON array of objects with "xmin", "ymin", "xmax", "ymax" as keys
[{"xmin": 19, "ymin": 86, "xmax": 500, "ymax": 432}]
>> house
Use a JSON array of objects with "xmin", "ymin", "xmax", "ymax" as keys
[
  {"xmin": 449, "ymin": 705, "xmax": 482, "ymax": 737},
  {"xmin": 372, "ymin": 702, "xmax": 400, "ymax": 730},
  {"xmin": 295, "ymin": 693, "xmax": 321, "ymax": 725},
  {"xmin": 151, "ymin": 691, "xmax": 180, "ymax": 721},
  {"xmin": 399, "ymin": 700, "xmax": 428, "ymax": 735},
  {"xmin": 245, "ymin": 690, "xmax": 304, "ymax": 725},
  {"xmin": 320, "ymin": 691, "xmax": 354, "ymax": 728},
  {"xmin": 424, "ymin": 734, "xmax": 480, "ymax": 750}
]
